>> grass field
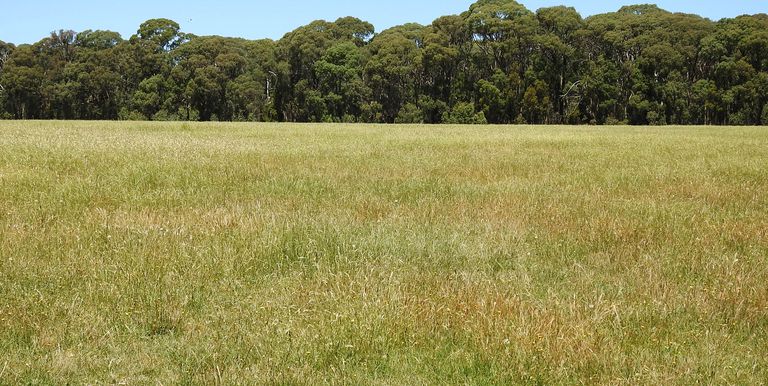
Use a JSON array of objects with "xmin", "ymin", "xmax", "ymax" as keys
[{"xmin": 0, "ymin": 121, "xmax": 767, "ymax": 384}]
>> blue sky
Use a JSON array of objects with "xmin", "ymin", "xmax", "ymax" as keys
[{"xmin": 1, "ymin": 1, "xmax": 765, "ymax": 45}]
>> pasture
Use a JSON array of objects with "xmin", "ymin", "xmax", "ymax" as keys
[{"xmin": 0, "ymin": 121, "xmax": 766, "ymax": 384}]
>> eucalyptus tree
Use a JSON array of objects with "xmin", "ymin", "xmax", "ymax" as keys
[
  {"xmin": 0, "ymin": 45, "xmax": 45, "ymax": 118},
  {"xmin": 1, "ymin": 3, "xmax": 767, "ymax": 125}
]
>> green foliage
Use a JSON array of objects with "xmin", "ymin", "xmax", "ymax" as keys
[
  {"xmin": 442, "ymin": 102, "xmax": 487, "ymax": 124},
  {"xmin": 365, "ymin": 24, "xmax": 424, "ymax": 122},
  {"xmin": 477, "ymin": 79, "xmax": 505, "ymax": 123},
  {"xmin": 522, "ymin": 80, "xmax": 552, "ymax": 124},
  {"xmin": 135, "ymin": 18, "xmax": 186, "ymax": 51},
  {"xmin": 360, "ymin": 101, "xmax": 384, "ymax": 123},
  {"xmin": 646, "ymin": 110, "xmax": 666, "ymax": 126},
  {"xmin": 0, "ymin": 4, "xmax": 767, "ymax": 124},
  {"xmin": 395, "ymin": 103, "xmax": 423, "ymax": 123},
  {"xmin": 604, "ymin": 116, "xmax": 626, "ymax": 126},
  {"xmin": 152, "ymin": 109, "xmax": 179, "ymax": 121},
  {"xmin": 418, "ymin": 96, "xmax": 448, "ymax": 124},
  {"xmin": 132, "ymin": 75, "xmax": 165, "ymax": 118},
  {"xmin": 76, "ymin": 30, "xmax": 122, "ymax": 49},
  {"xmin": 314, "ymin": 42, "xmax": 368, "ymax": 120},
  {"xmin": 118, "ymin": 108, "xmax": 147, "ymax": 121},
  {"xmin": 762, "ymin": 103, "xmax": 768, "ymax": 125}
]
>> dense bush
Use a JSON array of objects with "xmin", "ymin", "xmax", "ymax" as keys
[{"xmin": 1, "ymin": 3, "xmax": 767, "ymax": 125}]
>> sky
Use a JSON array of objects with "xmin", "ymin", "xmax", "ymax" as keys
[{"xmin": 1, "ymin": 1, "xmax": 766, "ymax": 45}]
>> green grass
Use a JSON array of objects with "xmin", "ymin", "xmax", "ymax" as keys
[{"xmin": 0, "ymin": 121, "xmax": 766, "ymax": 384}]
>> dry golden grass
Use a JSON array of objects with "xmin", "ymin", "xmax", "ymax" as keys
[{"xmin": 0, "ymin": 121, "xmax": 766, "ymax": 384}]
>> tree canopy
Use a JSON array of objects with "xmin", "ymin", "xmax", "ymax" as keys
[{"xmin": 1, "ymin": 2, "xmax": 767, "ymax": 125}]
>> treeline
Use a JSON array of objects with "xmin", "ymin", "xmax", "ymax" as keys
[{"xmin": 1, "ymin": 1, "xmax": 767, "ymax": 125}]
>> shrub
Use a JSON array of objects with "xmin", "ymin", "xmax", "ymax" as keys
[
  {"xmin": 442, "ymin": 102, "xmax": 486, "ymax": 124},
  {"xmin": 647, "ymin": 111, "xmax": 666, "ymax": 126},
  {"xmin": 762, "ymin": 103, "xmax": 768, "ymax": 125},
  {"xmin": 152, "ymin": 109, "xmax": 179, "ymax": 121},
  {"xmin": 395, "ymin": 103, "xmax": 423, "ymax": 124},
  {"xmin": 118, "ymin": 108, "xmax": 147, "ymax": 121},
  {"xmin": 604, "ymin": 116, "xmax": 627, "ymax": 126},
  {"xmin": 361, "ymin": 102, "xmax": 383, "ymax": 123}
]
